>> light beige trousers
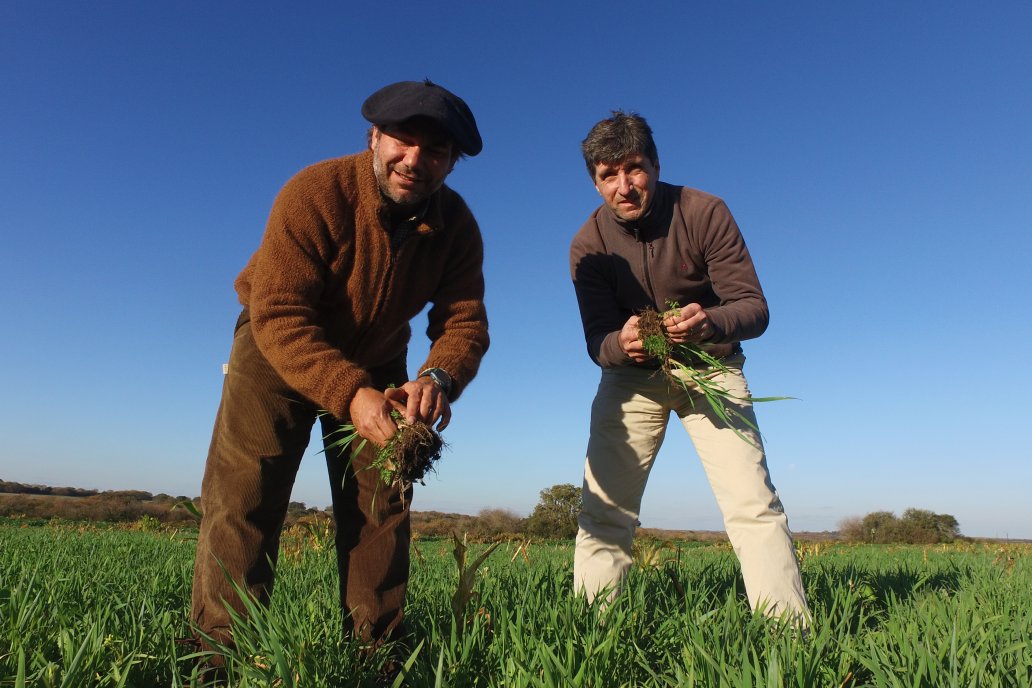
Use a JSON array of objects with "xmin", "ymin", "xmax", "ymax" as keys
[{"xmin": 573, "ymin": 357, "xmax": 810, "ymax": 621}]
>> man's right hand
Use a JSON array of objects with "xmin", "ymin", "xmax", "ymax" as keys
[
  {"xmin": 348, "ymin": 387, "xmax": 401, "ymax": 447},
  {"xmin": 618, "ymin": 315, "xmax": 652, "ymax": 363}
]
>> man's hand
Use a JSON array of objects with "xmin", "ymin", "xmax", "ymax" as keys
[
  {"xmin": 348, "ymin": 387, "xmax": 403, "ymax": 447},
  {"xmin": 663, "ymin": 303, "xmax": 712, "ymax": 344},
  {"xmin": 384, "ymin": 377, "xmax": 451, "ymax": 431},
  {"xmin": 618, "ymin": 315, "xmax": 653, "ymax": 363}
]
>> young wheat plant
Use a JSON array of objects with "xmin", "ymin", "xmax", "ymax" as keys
[
  {"xmin": 637, "ymin": 301, "xmax": 791, "ymax": 446},
  {"xmin": 322, "ymin": 405, "xmax": 444, "ymax": 495}
]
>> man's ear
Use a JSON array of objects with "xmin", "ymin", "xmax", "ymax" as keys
[{"xmin": 369, "ymin": 125, "xmax": 381, "ymax": 151}]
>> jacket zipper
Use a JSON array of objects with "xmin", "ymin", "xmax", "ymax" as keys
[{"xmin": 634, "ymin": 227, "xmax": 657, "ymax": 306}]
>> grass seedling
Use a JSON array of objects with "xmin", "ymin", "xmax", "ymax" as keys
[
  {"xmin": 637, "ymin": 300, "xmax": 792, "ymax": 446},
  {"xmin": 450, "ymin": 532, "xmax": 501, "ymax": 638},
  {"xmin": 322, "ymin": 406, "xmax": 444, "ymax": 496}
]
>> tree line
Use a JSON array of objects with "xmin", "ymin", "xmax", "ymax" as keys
[
  {"xmin": 2, "ymin": 479, "xmax": 962, "ymax": 544},
  {"xmin": 0, "ymin": 480, "xmax": 582, "ymax": 539},
  {"xmin": 838, "ymin": 508, "xmax": 960, "ymax": 544},
  {"xmin": 1, "ymin": 480, "xmax": 112, "ymax": 497}
]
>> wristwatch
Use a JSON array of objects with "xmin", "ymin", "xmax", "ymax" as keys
[{"xmin": 418, "ymin": 367, "xmax": 452, "ymax": 395}]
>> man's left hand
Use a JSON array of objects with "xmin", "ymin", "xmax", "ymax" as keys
[
  {"xmin": 664, "ymin": 303, "xmax": 712, "ymax": 344},
  {"xmin": 384, "ymin": 378, "xmax": 452, "ymax": 431}
]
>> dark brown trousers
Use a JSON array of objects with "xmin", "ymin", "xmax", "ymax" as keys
[{"xmin": 190, "ymin": 311, "xmax": 412, "ymax": 651}]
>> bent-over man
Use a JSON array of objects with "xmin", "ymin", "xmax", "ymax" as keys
[
  {"xmin": 191, "ymin": 80, "xmax": 490, "ymax": 667},
  {"xmin": 569, "ymin": 111, "xmax": 809, "ymax": 623}
]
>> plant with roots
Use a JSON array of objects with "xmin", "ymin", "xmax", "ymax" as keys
[
  {"xmin": 636, "ymin": 300, "xmax": 792, "ymax": 446},
  {"xmin": 322, "ymin": 401, "xmax": 444, "ymax": 496}
]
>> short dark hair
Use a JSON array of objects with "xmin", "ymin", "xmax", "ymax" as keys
[{"xmin": 581, "ymin": 111, "xmax": 659, "ymax": 178}]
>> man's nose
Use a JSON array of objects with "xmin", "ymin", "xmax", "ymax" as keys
[
  {"xmin": 402, "ymin": 145, "xmax": 424, "ymax": 169},
  {"xmin": 616, "ymin": 171, "xmax": 632, "ymax": 195}
]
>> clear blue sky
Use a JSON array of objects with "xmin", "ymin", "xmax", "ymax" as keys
[{"xmin": 2, "ymin": 2, "xmax": 1030, "ymax": 539}]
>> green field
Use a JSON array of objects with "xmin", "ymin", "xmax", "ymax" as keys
[{"xmin": 1, "ymin": 520, "xmax": 1029, "ymax": 687}]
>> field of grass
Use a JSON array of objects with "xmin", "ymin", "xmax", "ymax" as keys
[{"xmin": 1, "ymin": 520, "xmax": 1030, "ymax": 687}]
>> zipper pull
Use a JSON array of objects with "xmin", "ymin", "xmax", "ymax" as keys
[{"xmin": 633, "ymin": 227, "xmax": 641, "ymax": 242}]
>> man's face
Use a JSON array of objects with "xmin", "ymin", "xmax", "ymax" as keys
[
  {"xmin": 370, "ymin": 120, "xmax": 456, "ymax": 206},
  {"xmin": 593, "ymin": 153, "xmax": 659, "ymax": 222}
]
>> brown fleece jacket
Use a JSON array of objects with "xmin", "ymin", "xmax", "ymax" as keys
[
  {"xmin": 234, "ymin": 149, "xmax": 489, "ymax": 420},
  {"xmin": 570, "ymin": 182, "xmax": 766, "ymax": 368}
]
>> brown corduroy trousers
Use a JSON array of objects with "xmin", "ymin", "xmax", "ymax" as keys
[{"xmin": 190, "ymin": 310, "xmax": 412, "ymax": 651}]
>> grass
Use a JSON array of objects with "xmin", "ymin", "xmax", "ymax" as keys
[
  {"xmin": 637, "ymin": 301, "xmax": 792, "ymax": 446},
  {"xmin": 1, "ymin": 520, "xmax": 1030, "ymax": 686},
  {"xmin": 322, "ymin": 408, "xmax": 444, "ymax": 494}
]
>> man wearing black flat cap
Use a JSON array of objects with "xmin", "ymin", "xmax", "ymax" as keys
[{"xmin": 190, "ymin": 79, "xmax": 488, "ymax": 670}]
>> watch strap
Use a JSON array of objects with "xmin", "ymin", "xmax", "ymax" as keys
[{"xmin": 418, "ymin": 367, "xmax": 452, "ymax": 394}]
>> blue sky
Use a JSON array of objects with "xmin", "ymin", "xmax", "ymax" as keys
[{"xmin": 2, "ymin": 2, "xmax": 1030, "ymax": 539}]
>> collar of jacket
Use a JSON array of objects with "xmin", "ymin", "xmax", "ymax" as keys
[
  {"xmin": 609, "ymin": 181, "xmax": 675, "ymax": 242},
  {"xmin": 354, "ymin": 149, "xmax": 449, "ymax": 238}
]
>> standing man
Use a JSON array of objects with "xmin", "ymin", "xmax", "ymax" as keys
[
  {"xmin": 569, "ymin": 111, "xmax": 809, "ymax": 622},
  {"xmin": 191, "ymin": 80, "xmax": 489, "ymax": 661}
]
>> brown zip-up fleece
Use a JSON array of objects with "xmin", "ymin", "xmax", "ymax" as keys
[
  {"xmin": 569, "ymin": 181, "xmax": 767, "ymax": 368},
  {"xmin": 234, "ymin": 149, "xmax": 489, "ymax": 420}
]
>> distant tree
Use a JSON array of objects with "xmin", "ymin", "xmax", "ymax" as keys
[
  {"xmin": 862, "ymin": 510, "xmax": 901, "ymax": 544},
  {"xmin": 525, "ymin": 484, "xmax": 582, "ymax": 539},
  {"xmin": 472, "ymin": 508, "xmax": 523, "ymax": 540},
  {"xmin": 839, "ymin": 508, "xmax": 960, "ymax": 544},
  {"xmin": 52, "ymin": 486, "xmax": 97, "ymax": 497},
  {"xmin": 287, "ymin": 501, "xmax": 314, "ymax": 516},
  {"xmin": 900, "ymin": 508, "xmax": 960, "ymax": 543},
  {"xmin": 410, "ymin": 510, "xmax": 478, "ymax": 538},
  {"xmin": 835, "ymin": 515, "xmax": 859, "ymax": 541}
]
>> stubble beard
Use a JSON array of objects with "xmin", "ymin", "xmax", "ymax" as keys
[
  {"xmin": 372, "ymin": 146, "xmax": 437, "ymax": 207},
  {"xmin": 613, "ymin": 194, "xmax": 646, "ymax": 222}
]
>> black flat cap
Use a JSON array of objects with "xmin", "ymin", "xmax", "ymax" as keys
[{"xmin": 362, "ymin": 79, "xmax": 482, "ymax": 156}]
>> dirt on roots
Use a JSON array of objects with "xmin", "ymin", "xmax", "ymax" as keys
[{"xmin": 380, "ymin": 421, "xmax": 444, "ymax": 485}]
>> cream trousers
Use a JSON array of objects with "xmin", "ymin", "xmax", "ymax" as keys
[{"xmin": 573, "ymin": 357, "xmax": 810, "ymax": 621}]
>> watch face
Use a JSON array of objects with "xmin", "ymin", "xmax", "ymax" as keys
[{"xmin": 422, "ymin": 368, "xmax": 451, "ymax": 392}]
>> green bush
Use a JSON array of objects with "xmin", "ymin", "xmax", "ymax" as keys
[
  {"xmin": 839, "ymin": 508, "xmax": 960, "ymax": 544},
  {"xmin": 524, "ymin": 483, "xmax": 581, "ymax": 539}
]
